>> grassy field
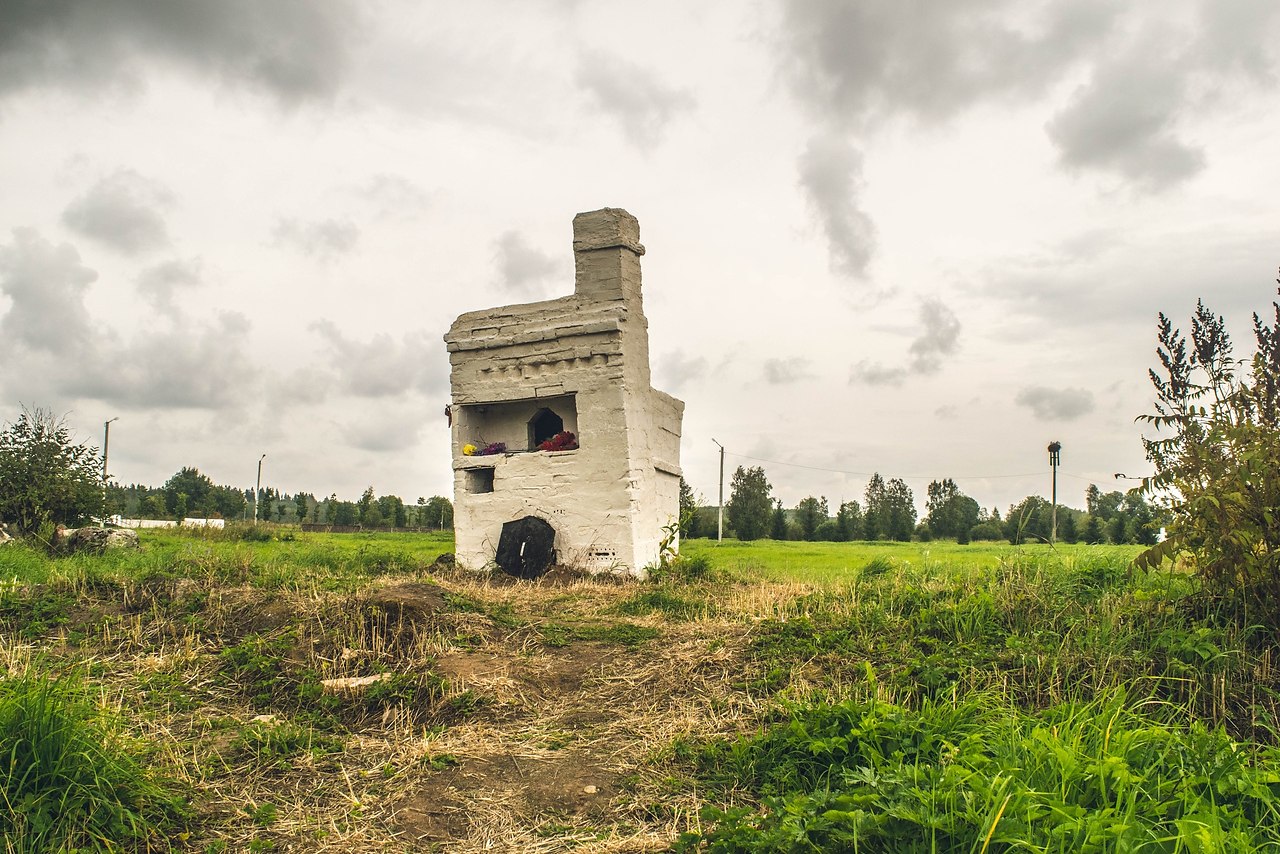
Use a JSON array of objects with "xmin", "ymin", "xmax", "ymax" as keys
[
  {"xmin": 681, "ymin": 537, "xmax": 1143, "ymax": 584},
  {"xmin": 1, "ymin": 527, "xmax": 1278, "ymax": 852}
]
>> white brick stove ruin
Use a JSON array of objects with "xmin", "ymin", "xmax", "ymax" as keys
[{"xmin": 444, "ymin": 208, "xmax": 684, "ymax": 576}]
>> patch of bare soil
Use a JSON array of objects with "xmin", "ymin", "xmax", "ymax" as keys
[{"xmin": 397, "ymin": 750, "xmax": 619, "ymax": 845}]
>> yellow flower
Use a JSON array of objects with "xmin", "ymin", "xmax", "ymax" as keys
[{"xmin": 462, "ymin": 443, "xmax": 477, "ymax": 456}]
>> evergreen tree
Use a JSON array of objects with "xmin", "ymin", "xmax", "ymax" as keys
[
  {"xmin": 770, "ymin": 499, "xmax": 788, "ymax": 540},
  {"xmin": 795, "ymin": 496, "xmax": 828, "ymax": 541},
  {"xmin": 726, "ymin": 466, "xmax": 771, "ymax": 541},
  {"xmin": 863, "ymin": 474, "xmax": 887, "ymax": 540},
  {"xmin": 836, "ymin": 500, "xmax": 862, "ymax": 541}
]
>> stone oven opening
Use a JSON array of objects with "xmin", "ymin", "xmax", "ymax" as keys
[
  {"xmin": 464, "ymin": 468, "xmax": 494, "ymax": 494},
  {"xmin": 495, "ymin": 515, "xmax": 556, "ymax": 579},
  {"xmin": 528, "ymin": 408, "xmax": 564, "ymax": 449}
]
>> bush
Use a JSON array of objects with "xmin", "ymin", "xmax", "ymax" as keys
[
  {"xmin": 1138, "ymin": 285, "xmax": 1280, "ymax": 628},
  {"xmin": 0, "ymin": 407, "xmax": 103, "ymax": 536},
  {"xmin": 0, "ymin": 675, "xmax": 188, "ymax": 850}
]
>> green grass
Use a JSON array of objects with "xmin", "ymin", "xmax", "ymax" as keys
[
  {"xmin": 0, "ymin": 525, "xmax": 455, "ymax": 592},
  {"xmin": 0, "ymin": 674, "xmax": 189, "ymax": 852},
  {"xmin": 681, "ymin": 537, "xmax": 1142, "ymax": 586},
  {"xmin": 676, "ymin": 692, "xmax": 1280, "ymax": 852}
]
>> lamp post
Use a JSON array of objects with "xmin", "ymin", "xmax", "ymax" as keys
[
  {"xmin": 711, "ymin": 438, "xmax": 725, "ymax": 543},
  {"xmin": 101, "ymin": 417, "xmax": 118, "ymax": 527},
  {"xmin": 1047, "ymin": 441, "xmax": 1062, "ymax": 545},
  {"xmin": 253, "ymin": 454, "xmax": 266, "ymax": 524}
]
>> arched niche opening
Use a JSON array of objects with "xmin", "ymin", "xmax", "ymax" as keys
[{"xmin": 528, "ymin": 408, "xmax": 564, "ymax": 450}]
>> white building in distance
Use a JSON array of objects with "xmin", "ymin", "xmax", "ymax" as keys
[{"xmin": 444, "ymin": 208, "xmax": 684, "ymax": 577}]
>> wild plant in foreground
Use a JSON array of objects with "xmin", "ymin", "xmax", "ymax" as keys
[
  {"xmin": 678, "ymin": 692, "xmax": 1280, "ymax": 852},
  {"xmin": 0, "ymin": 674, "xmax": 188, "ymax": 852}
]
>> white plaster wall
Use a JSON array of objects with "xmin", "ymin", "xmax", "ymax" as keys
[{"xmin": 445, "ymin": 208, "xmax": 682, "ymax": 576}]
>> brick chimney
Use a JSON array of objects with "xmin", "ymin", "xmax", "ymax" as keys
[{"xmin": 572, "ymin": 207, "xmax": 645, "ymax": 306}]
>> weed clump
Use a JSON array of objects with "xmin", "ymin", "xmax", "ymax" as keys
[{"xmin": 0, "ymin": 675, "xmax": 189, "ymax": 851}]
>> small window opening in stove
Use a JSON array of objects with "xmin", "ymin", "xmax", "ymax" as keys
[{"xmin": 465, "ymin": 468, "xmax": 494, "ymax": 494}]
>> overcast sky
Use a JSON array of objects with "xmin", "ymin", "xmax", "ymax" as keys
[{"xmin": 2, "ymin": 0, "xmax": 1278, "ymax": 515}]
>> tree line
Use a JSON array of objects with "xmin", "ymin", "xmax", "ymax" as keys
[
  {"xmin": 0, "ymin": 407, "xmax": 454, "ymax": 537},
  {"xmin": 678, "ymin": 468, "xmax": 1162, "ymax": 545},
  {"xmin": 107, "ymin": 468, "xmax": 454, "ymax": 530}
]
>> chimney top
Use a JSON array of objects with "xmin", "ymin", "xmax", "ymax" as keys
[{"xmin": 572, "ymin": 208, "xmax": 644, "ymax": 256}]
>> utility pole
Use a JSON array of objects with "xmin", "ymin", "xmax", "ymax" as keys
[
  {"xmin": 101, "ymin": 417, "xmax": 118, "ymax": 527},
  {"xmin": 1048, "ymin": 441, "xmax": 1062, "ymax": 545},
  {"xmin": 253, "ymin": 454, "xmax": 266, "ymax": 524},
  {"xmin": 711, "ymin": 438, "xmax": 725, "ymax": 543}
]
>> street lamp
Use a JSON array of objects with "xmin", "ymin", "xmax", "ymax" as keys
[
  {"xmin": 711, "ymin": 438, "xmax": 725, "ymax": 543},
  {"xmin": 1047, "ymin": 441, "xmax": 1062, "ymax": 545},
  {"xmin": 253, "ymin": 454, "xmax": 266, "ymax": 524},
  {"xmin": 101, "ymin": 417, "xmax": 118, "ymax": 527}
]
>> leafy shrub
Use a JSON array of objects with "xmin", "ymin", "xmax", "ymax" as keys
[
  {"xmin": 1138, "ymin": 286, "xmax": 1280, "ymax": 628},
  {"xmin": 0, "ymin": 675, "xmax": 188, "ymax": 851},
  {"xmin": 0, "ymin": 407, "xmax": 103, "ymax": 536}
]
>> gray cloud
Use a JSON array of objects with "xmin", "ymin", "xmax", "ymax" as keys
[
  {"xmin": 778, "ymin": 2, "xmax": 1280, "ymax": 198},
  {"xmin": 851, "ymin": 297, "xmax": 961, "ymax": 385},
  {"xmin": 136, "ymin": 258, "xmax": 202, "ymax": 315},
  {"xmin": 908, "ymin": 298, "xmax": 961, "ymax": 374},
  {"xmin": 1046, "ymin": 47, "xmax": 1205, "ymax": 192},
  {"xmin": 777, "ymin": 0, "xmax": 1111, "ymax": 128},
  {"xmin": 1015, "ymin": 386, "xmax": 1096, "ymax": 420},
  {"xmin": 273, "ymin": 218, "xmax": 360, "ymax": 261},
  {"xmin": 493, "ymin": 231, "xmax": 562, "ymax": 295},
  {"xmin": 339, "ymin": 404, "xmax": 426, "ymax": 453},
  {"xmin": 62, "ymin": 171, "xmax": 174, "ymax": 255},
  {"xmin": 351, "ymin": 174, "xmax": 431, "ymax": 220},
  {"xmin": 798, "ymin": 135, "xmax": 876, "ymax": 278},
  {"xmin": 0, "ymin": 229, "xmax": 255, "ymax": 410},
  {"xmin": 654, "ymin": 350, "xmax": 708, "ymax": 391},
  {"xmin": 850, "ymin": 360, "xmax": 907, "ymax": 387},
  {"xmin": 763, "ymin": 357, "xmax": 815, "ymax": 385},
  {"xmin": 576, "ymin": 51, "xmax": 695, "ymax": 149},
  {"xmin": 0, "ymin": 0, "xmax": 359, "ymax": 105},
  {"xmin": 309, "ymin": 320, "xmax": 444, "ymax": 399},
  {"xmin": 0, "ymin": 228, "xmax": 98, "ymax": 355}
]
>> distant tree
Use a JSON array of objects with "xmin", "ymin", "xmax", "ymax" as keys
[
  {"xmin": 294, "ymin": 492, "xmax": 310, "ymax": 523},
  {"xmin": 835, "ymin": 500, "xmax": 862, "ymax": 541},
  {"xmin": 145, "ymin": 494, "xmax": 168, "ymax": 520},
  {"xmin": 1082, "ymin": 514, "xmax": 1105, "ymax": 544},
  {"xmin": 358, "ymin": 486, "xmax": 375, "ymax": 524},
  {"xmin": 726, "ymin": 466, "xmax": 772, "ymax": 541},
  {"xmin": 1086, "ymin": 486, "xmax": 1125, "ymax": 522},
  {"xmin": 162, "ymin": 467, "xmax": 214, "ymax": 518},
  {"xmin": 795, "ymin": 496, "xmax": 828, "ymax": 541},
  {"xmin": 863, "ymin": 474, "xmax": 887, "ymax": 540},
  {"xmin": 333, "ymin": 501, "xmax": 358, "ymax": 526},
  {"xmin": 424, "ymin": 496, "xmax": 453, "ymax": 530},
  {"xmin": 925, "ymin": 478, "xmax": 981, "ymax": 540},
  {"xmin": 1060, "ymin": 511, "xmax": 1079, "ymax": 544},
  {"xmin": 0, "ymin": 407, "xmax": 104, "ymax": 535},
  {"xmin": 883, "ymin": 478, "xmax": 917, "ymax": 541},
  {"xmin": 770, "ymin": 499, "xmax": 788, "ymax": 541},
  {"xmin": 678, "ymin": 477, "xmax": 701, "ymax": 538},
  {"xmin": 1005, "ymin": 496, "xmax": 1051, "ymax": 544}
]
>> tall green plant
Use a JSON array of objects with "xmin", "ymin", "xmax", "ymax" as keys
[
  {"xmin": 0, "ymin": 675, "xmax": 187, "ymax": 851},
  {"xmin": 1137, "ymin": 281, "xmax": 1280, "ymax": 627}
]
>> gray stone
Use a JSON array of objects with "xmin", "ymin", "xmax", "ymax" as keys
[{"xmin": 53, "ymin": 526, "xmax": 140, "ymax": 554}]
